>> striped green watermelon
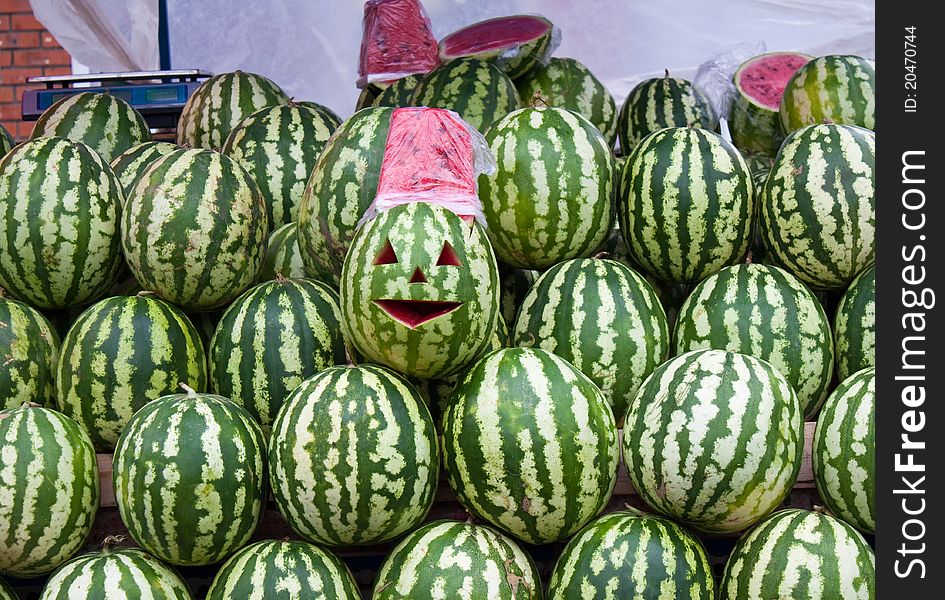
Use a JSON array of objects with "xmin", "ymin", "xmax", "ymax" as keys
[
  {"xmin": 208, "ymin": 278, "xmax": 347, "ymax": 435},
  {"xmin": 39, "ymin": 546, "xmax": 193, "ymax": 599},
  {"xmin": 0, "ymin": 405, "xmax": 99, "ymax": 577},
  {"xmin": 479, "ymin": 107, "xmax": 614, "ymax": 270},
  {"xmin": 410, "ymin": 58, "xmax": 521, "ymax": 133},
  {"xmin": 340, "ymin": 202, "xmax": 500, "ymax": 380},
  {"xmin": 121, "ymin": 148, "xmax": 269, "ymax": 310},
  {"xmin": 547, "ymin": 509, "xmax": 714, "ymax": 599},
  {"xmin": 222, "ymin": 103, "xmax": 337, "ymax": 226},
  {"xmin": 296, "ymin": 107, "xmax": 394, "ymax": 285},
  {"xmin": 498, "ymin": 263, "xmax": 536, "ymax": 332},
  {"xmin": 617, "ymin": 73, "xmax": 717, "ymax": 153},
  {"xmin": 780, "ymin": 55, "xmax": 876, "ymax": 134},
  {"xmin": 438, "ymin": 15, "xmax": 556, "ymax": 80},
  {"xmin": 0, "ymin": 577, "xmax": 14, "ymax": 600},
  {"xmin": 355, "ymin": 87, "xmax": 379, "ymax": 111},
  {"xmin": 269, "ymin": 365, "xmax": 438, "ymax": 545},
  {"xmin": 206, "ymin": 540, "xmax": 359, "ymax": 599},
  {"xmin": 0, "ymin": 137, "xmax": 124, "ymax": 309},
  {"xmin": 513, "ymin": 257, "xmax": 669, "ymax": 421},
  {"xmin": 834, "ymin": 264, "xmax": 875, "ymax": 380},
  {"xmin": 187, "ymin": 308, "xmax": 224, "ymax": 352},
  {"xmin": 55, "ymin": 293, "xmax": 208, "ymax": 450},
  {"xmin": 0, "ymin": 125, "xmax": 13, "ymax": 156},
  {"xmin": 0, "ymin": 295, "xmax": 59, "ymax": 409},
  {"xmin": 295, "ymin": 101, "xmax": 342, "ymax": 130},
  {"xmin": 624, "ymin": 349, "xmax": 803, "ymax": 534},
  {"xmin": 619, "ymin": 127, "xmax": 754, "ymax": 284},
  {"xmin": 257, "ymin": 222, "xmax": 307, "ymax": 281},
  {"xmin": 177, "ymin": 71, "xmax": 288, "ymax": 149},
  {"xmin": 673, "ymin": 264, "xmax": 835, "ymax": 418},
  {"xmin": 372, "ymin": 520, "xmax": 541, "ymax": 599},
  {"xmin": 813, "ymin": 367, "xmax": 875, "ymax": 533},
  {"xmin": 112, "ymin": 389, "xmax": 266, "ymax": 566},
  {"xmin": 109, "ymin": 141, "xmax": 178, "ymax": 196},
  {"xmin": 515, "ymin": 57, "xmax": 618, "ymax": 146},
  {"xmin": 719, "ymin": 509, "xmax": 875, "ymax": 599},
  {"xmin": 442, "ymin": 347, "xmax": 619, "ymax": 544},
  {"xmin": 759, "ymin": 124, "xmax": 874, "ymax": 290},
  {"xmin": 745, "ymin": 153, "xmax": 775, "ymax": 192},
  {"xmin": 31, "ymin": 92, "xmax": 151, "ymax": 162},
  {"xmin": 372, "ymin": 75, "xmax": 423, "ymax": 108}
]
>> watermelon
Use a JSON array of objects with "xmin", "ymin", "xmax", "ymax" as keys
[
  {"xmin": 834, "ymin": 264, "xmax": 875, "ymax": 380},
  {"xmin": 208, "ymin": 278, "xmax": 347, "ymax": 435},
  {"xmin": 410, "ymin": 58, "xmax": 521, "ymax": 133},
  {"xmin": 813, "ymin": 367, "xmax": 875, "ymax": 533},
  {"xmin": 673, "ymin": 264, "xmax": 835, "ymax": 418},
  {"xmin": 624, "ymin": 349, "xmax": 803, "ymax": 534},
  {"xmin": 515, "ymin": 57, "xmax": 618, "ymax": 146},
  {"xmin": 177, "ymin": 71, "xmax": 289, "ymax": 149},
  {"xmin": 39, "ymin": 546, "xmax": 193, "ymax": 599},
  {"xmin": 222, "ymin": 103, "xmax": 337, "ymax": 226},
  {"xmin": 0, "ymin": 125, "xmax": 13, "ymax": 156},
  {"xmin": 0, "ymin": 137, "xmax": 124, "ymax": 309},
  {"xmin": 372, "ymin": 520, "xmax": 541, "ymax": 599},
  {"xmin": 0, "ymin": 295, "xmax": 59, "ymax": 410},
  {"xmin": 340, "ymin": 202, "xmax": 500, "ymax": 380},
  {"xmin": 617, "ymin": 73, "xmax": 717, "ymax": 154},
  {"xmin": 438, "ymin": 15, "xmax": 556, "ymax": 80},
  {"xmin": 109, "ymin": 141, "xmax": 178, "ymax": 196},
  {"xmin": 441, "ymin": 347, "xmax": 619, "ymax": 544},
  {"xmin": 31, "ymin": 91, "xmax": 151, "ymax": 162},
  {"xmin": 257, "ymin": 222, "xmax": 307, "ymax": 281},
  {"xmin": 547, "ymin": 509, "xmax": 714, "ymax": 599},
  {"xmin": 121, "ymin": 148, "xmax": 269, "ymax": 310},
  {"xmin": 619, "ymin": 127, "xmax": 754, "ymax": 284},
  {"xmin": 372, "ymin": 74, "xmax": 423, "ymax": 108},
  {"xmin": 206, "ymin": 540, "xmax": 359, "ymax": 599},
  {"xmin": 745, "ymin": 153, "xmax": 775, "ymax": 191},
  {"xmin": 296, "ymin": 107, "xmax": 394, "ymax": 285},
  {"xmin": 0, "ymin": 405, "xmax": 99, "ymax": 577},
  {"xmin": 719, "ymin": 509, "xmax": 875, "ymax": 599},
  {"xmin": 479, "ymin": 107, "xmax": 614, "ymax": 269},
  {"xmin": 498, "ymin": 263, "xmax": 536, "ymax": 331},
  {"xmin": 269, "ymin": 365, "xmax": 438, "ymax": 545},
  {"xmin": 295, "ymin": 101, "xmax": 342, "ymax": 129},
  {"xmin": 730, "ymin": 52, "xmax": 812, "ymax": 158},
  {"xmin": 513, "ymin": 257, "xmax": 669, "ymax": 421},
  {"xmin": 0, "ymin": 577, "xmax": 14, "ymax": 600},
  {"xmin": 55, "ymin": 293, "xmax": 208, "ymax": 450},
  {"xmin": 355, "ymin": 87, "xmax": 379, "ymax": 111},
  {"xmin": 112, "ymin": 390, "xmax": 267, "ymax": 566},
  {"xmin": 759, "ymin": 124, "xmax": 875, "ymax": 290},
  {"xmin": 780, "ymin": 55, "xmax": 876, "ymax": 134}
]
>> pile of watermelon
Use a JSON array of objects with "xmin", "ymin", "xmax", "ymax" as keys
[{"xmin": 0, "ymin": 3, "xmax": 876, "ymax": 597}]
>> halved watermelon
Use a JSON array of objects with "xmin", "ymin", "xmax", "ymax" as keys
[{"xmin": 438, "ymin": 15, "xmax": 557, "ymax": 80}]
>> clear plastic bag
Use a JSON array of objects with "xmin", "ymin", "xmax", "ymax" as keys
[
  {"xmin": 358, "ymin": 0, "xmax": 441, "ymax": 88},
  {"xmin": 692, "ymin": 41, "xmax": 768, "ymax": 137}
]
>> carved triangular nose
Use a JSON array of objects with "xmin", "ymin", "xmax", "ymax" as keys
[{"xmin": 409, "ymin": 267, "xmax": 428, "ymax": 283}]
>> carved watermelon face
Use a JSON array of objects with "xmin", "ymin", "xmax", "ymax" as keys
[{"xmin": 340, "ymin": 202, "xmax": 500, "ymax": 380}]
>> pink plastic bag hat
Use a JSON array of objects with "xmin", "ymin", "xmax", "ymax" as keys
[{"xmin": 358, "ymin": 0, "xmax": 441, "ymax": 88}]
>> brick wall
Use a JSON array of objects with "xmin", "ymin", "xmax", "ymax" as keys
[{"xmin": 0, "ymin": 0, "xmax": 71, "ymax": 140}]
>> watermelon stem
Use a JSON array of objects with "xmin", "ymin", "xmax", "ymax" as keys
[
  {"xmin": 178, "ymin": 382, "xmax": 198, "ymax": 398},
  {"xmin": 101, "ymin": 535, "xmax": 127, "ymax": 553},
  {"xmin": 664, "ymin": 68, "xmax": 670, "ymax": 79}
]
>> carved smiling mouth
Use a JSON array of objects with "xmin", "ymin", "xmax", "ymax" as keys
[{"xmin": 374, "ymin": 299, "xmax": 463, "ymax": 329}]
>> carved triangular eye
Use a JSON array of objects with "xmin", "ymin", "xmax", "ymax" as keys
[
  {"xmin": 373, "ymin": 238, "xmax": 398, "ymax": 265},
  {"xmin": 436, "ymin": 240, "xmax": 462, "ymax": 266}
]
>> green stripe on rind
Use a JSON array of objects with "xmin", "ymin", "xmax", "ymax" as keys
[
  {"xmin": 479, "ymin": 107, "xmax": 614, "ymax": 270},
  {"xmin": 31, "ymin": 92, "xmax": 151, "ymax": 162},
  {"xmin": 547, "ymin": 510, "xmax": 714, "ymax": 599},
  {"xmin": 340, "ymin": 202, "xmax": 500, "ymax": 380},
  {"xmin": 0, "ymin": 406, "xmax": 99, "ymax": 578},
  {"xmin": 120, "ymin": 148, "xmax": 269, "ymax": 310},
  {"xmin": 372, "ymin": 520, "xmax": 541, "ymax": 599},
  {"xmin": 110, "ymin": 141, "xmax": 179, "ymax": 196},
  {"xmin": 208, "ymin": 278, "xmax": 348, "ymax": 435},
  {"xmin": 0, "ymin": 577, "xmax": 15, "ymax": 600},
  {"xmin": 257, "ymin": 222, "xmax": 308, "ymax": 281},
  {"xmin": 0, "ymin": 126, "xmax": 14, "ymax": 156},
  {"xmin": 112, "ymin": 393, "xmax": 266, "ymax": 566},
  {"xmin": 206, "ymin": 540, "xmax": 359, "ymax": 600},
  {"xmin": 719, "ymin": 509, "xmax": 875, "ymax": 599},
  {"xmin": 833, "ymin": 265, "xmax": 875, "ymax": 380},
  {"xmin": 222, "ymin": 104, "xmax": 336, "ymax": 226},
  {"xmin": 442, "ymin": 347, "xmax": 619, "ymax": 545},
  {"xmin": 780, "ymin": 55, "xmax": 876, "ymax": 134},
  {"xmin": 498, "ymin": 263, "xmax": 536, "ymax": 331},
  {"xmin": 372, "ymin": 75, "xmax": 423, "ymax": 108},
  {"xmin": 39, "ymin": 548, "xmax": 193, "ymax": 600},
  {"xmin": 177, "ymin": 71, "xmax": 288, "ymax": 149},
  {"xmin": 295, "ymin": 101, "xmax": 343, "ymax": 130},
  {"xmin": 624, "ymin": 349, "xmax": 803, "ymax": 534},
  {"xmin": 296, "ymin": 107, "xmax": 394, "ymax": 286},
  {"xmin": 0, "ymin": 297, "xmax": 59, "ymax": 410},
  {"xmin": 516, "ymin": 57, "xmax": 617, "ymax": 146},
  {"xmin": 617, "ymin": 76, "xmax": 717, "ymax": 153},
  {"xmin": 410, "ymin": 58, "xmax": 521, "ymax": 133},
  {"xmin": 513, "ymin": 258, "xmax": 669, "ymax": 421},
  {"xmin": 813, "ymin": 368, "xmax": 875, "ymax": 533},
  {"xmin": 0, "ymin": 137, "xmax": 124, "ymax": 309},
  {"xmin": 269, "ymin": 365, "xmax": 438, "ymax": 546},
  {"xmin": 55, "ymin": 295, "xmax": 208, "ymax": 451},
  {"xmin": 759, "ymin": 124, "xmax": 875, "ymax": 290},
  {"xmin": 673, "ymin": 264, "xmax": 835, "ymax": 418},
  {"xmin": 618, "ymin": 127, "xmax": 754, "ymax": 284}
]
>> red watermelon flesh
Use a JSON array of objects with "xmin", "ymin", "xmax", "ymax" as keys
[
  {"xmin": 736, "ymin": 52, "xmax": 811, "ymax": 109},
  {"xmin": 358, "ymin": 0, "xmax": 440, "ymax": 87},
  {"xmin": 439, "ymin": 15, "xmax": 552, "ymax": 58}
]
